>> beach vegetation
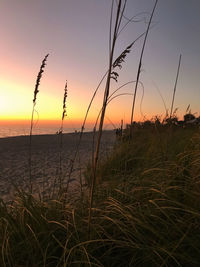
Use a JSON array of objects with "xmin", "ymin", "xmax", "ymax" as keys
[
  {"xmin": 0, "ymin": 0, "xmax": 200, "ymax": 266},
  {"xmin": 0, "ymin": 125, "xmax": 200, "ymax": 266}
]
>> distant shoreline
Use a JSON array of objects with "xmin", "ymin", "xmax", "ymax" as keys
[
  {"xmin": 0, "ymin": 129, "xmax": 115, "ymax": 140},
  {"xmin": 0, "ymin": 128, "xmax": 116, "ymax": 139},
  {"xmin": 0, "ymin": 127, "xmax": 92, "ymax": 138}
]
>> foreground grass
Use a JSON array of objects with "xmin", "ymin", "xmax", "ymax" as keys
[{"xmin": 0, "ymin": 126, "xmax": 200, "ymax": 266}]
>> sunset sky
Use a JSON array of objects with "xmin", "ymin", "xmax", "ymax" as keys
[{"xmin": 0, "ymin": 0, "xmax": 200, "ymax": 130}]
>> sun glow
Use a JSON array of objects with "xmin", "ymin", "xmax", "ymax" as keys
[{"xmin": 0, "ymin": 78, "xmax": 70, "ymax": 121}]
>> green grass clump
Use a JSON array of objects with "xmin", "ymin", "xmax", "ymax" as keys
[{"xmin": 0, "ymin": 127, "xmax": 200, "ymax": 266}]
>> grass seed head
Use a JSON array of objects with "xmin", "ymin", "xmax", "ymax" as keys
[
  {"xmin": 62, "ymin": 80, "xmax": 68, "ymax": 120},
  {"xmin": 33, "ymin": 54, "xmax": 49, "ymax": 103}
]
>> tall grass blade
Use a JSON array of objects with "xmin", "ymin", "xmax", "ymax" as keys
[
  {"xmin": 88, "ymin": 0, "xmax": 124, "ymax": 236},
  {"xmin": 59, "ymin": 80, "xmax": 68, "ymax": 190},
  {"xmin": 29, "ymin": 54, "xmax": 49, "ymax": 191},
  {"xmin": 169, "ymin": 54, "xmax": 182, "ymax": 119},
  {"xmin": 130, "ymin": 0, "xmax": 159, "ymax": 133}
]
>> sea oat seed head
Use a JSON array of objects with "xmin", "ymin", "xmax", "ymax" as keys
[{"xmin": 33, "ymin": 54, "xmax": 49, "ymax": 103}]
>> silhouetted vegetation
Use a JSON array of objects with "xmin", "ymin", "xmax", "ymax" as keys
[
  {"xmin": 0, "ymin": 0, "xmax": 200, "ymax": 266},
  {"xmin": 1, "ymin": 125, "xmax": 200, "ymax": 266}
]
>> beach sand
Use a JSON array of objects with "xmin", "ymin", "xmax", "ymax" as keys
[{"xmin": 0, "ymin": 130, "xmax": 116, "ymax": 202}]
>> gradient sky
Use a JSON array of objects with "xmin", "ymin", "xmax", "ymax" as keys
[{"xmin": 0, "ymin": 0, "xmax": 200, "ymax": 129}]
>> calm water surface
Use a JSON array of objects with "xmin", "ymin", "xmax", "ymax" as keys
[{"xmin": 0, "ymin": 124, "xmax": 91, "ymax": 138}]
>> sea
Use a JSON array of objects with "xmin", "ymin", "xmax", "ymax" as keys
[
  {"xmin": 0, "ymin": 121, "xmax": 114, "ymax": 138},
  {"xmin": 0, "ymin": 122, "xmax": 94, "ymax": 138},
  {"xmin": 0, "ymin": 125, "xmax": 79, "ymax": 138}
]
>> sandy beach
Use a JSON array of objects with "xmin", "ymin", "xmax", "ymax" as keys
[{"xmin": 0, "ymin": 130, "xmax": 116, "ymax": 202}]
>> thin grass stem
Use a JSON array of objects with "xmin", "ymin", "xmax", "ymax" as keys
[
  {"xmin": 29, "ymin": 54, "xmax": 49, "ymax": 191},
  {"xmin": 130, "ymin": 0, "xmax": 158, "ymax": 133},
  {"xmin": 169, "ymin": 54, "xmax": 182, "ymax": 119}
]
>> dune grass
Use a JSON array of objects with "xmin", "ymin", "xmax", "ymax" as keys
[{"xmin": 0, "ymin": 126, "xmax": 200, "ymax": 266}]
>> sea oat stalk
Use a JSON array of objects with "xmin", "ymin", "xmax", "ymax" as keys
[
  {"xmin": 169, "ymin": 54, "xmax": 182, "ymax": 119},
  {"xmin": 65, "ymin": 31, "xmax": 146, "ymax": 195},
  {"xmin": 88, "ymin": 0, "xmax": 125, "ymax": 235},
  {"xmin": 29, "ymin": 54, "xmax": 49, "ymax": 190},
  {"xmin": 59, "ymin": 80, "xmax": 68, "ymax": 188},
  {"xmin": 130, "ymin": 0, "xmax": 158, "ymax": 133}
]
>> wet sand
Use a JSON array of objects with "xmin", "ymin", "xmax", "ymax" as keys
[{"xmin": 0, "ymin": 130, "xmax": 116, "ymax": 202}]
